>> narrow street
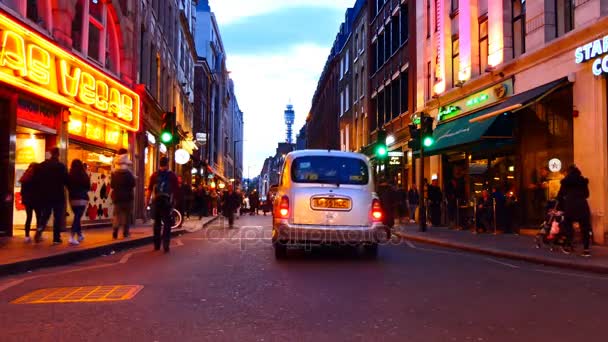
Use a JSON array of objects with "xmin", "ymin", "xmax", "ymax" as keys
[{"xmin": 1, "ymin": 215, "xmax": 606, "ymax": 342}]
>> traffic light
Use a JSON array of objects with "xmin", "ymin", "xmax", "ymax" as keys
[
  {"xmin": 375, "ymin": 129, "xmax": 388, "ymax": 158},
  {"xmin": 160, "ymin": 111, "xmax": 176, "ymax": 145},
  {"xmin": 407, "ymin": 123, "xmax": 420, "ymax": 150},
  {"xmin": 421, "ymin": 115, "xmax": 435, "ymax": 148}
]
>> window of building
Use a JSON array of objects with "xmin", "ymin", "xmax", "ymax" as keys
[
  {"xmin": 452, "ymin": 36, "xmax": 460, "ymax": 86},
  {"xmin": 378, "ymin": 32, "xmax": 385, "ymax": 67},
  {"xmin": 371, "ymin": 41, "xmax": 378, "ymax": 72},
  {"xmin": 376, "ymin": 0, "xmax": 384, "ymax": 16},
  {"xmin": 451, "ymin": 0, "xmax": 459, "ymax": 13},
  {"xmin": 512, "ymin": 0, "xmax": 526, "ymax": 58},
  {"xmin": 345, "ymin": 49, "xmax": 350, "ymax": 73},
  {"xmin": 26, "ymin": 0, "xmax": 50, "ymax": 27},
  {"xmin": 426, "ymin": 61, "xmax": 431, "ymax": 100},
  {"xmin": 384, "ymin": 85, "xmax": 392, "ymax": 122},
  {"xmin": 360, "ymin": 67, "xmax": 365, "ymax": 98},
  {"xmin": 355, "ymin": 33, "xmax": 359, "ymax": 55},
  {"xmin": 400, "ymin": 72, "xmax": 409, "ymax": 114},
  {"xmin": 392, "ymin": 16, "xmax": 400, "ymax": 52},
  {"xmin": 434, "ymin": 0, "xmax": 439, "ymax": 32},
  {"xmin": 371, "ymin": 98, "xmax": 378, "ymax": 131},
  {"xmin": 426, "ymin": 0, "xmax": 431, "ymax": 38},
  {"xmin": 378, "ymin": 91, "xmax": 385, "ymax": 127},
  {"xmin": 400, "ymin": 4, "xmax": 409, "ymax": 44},
  {"xmin": 479, "ymin": 17, "xmax": 488, "ymax": 74},
  {"xmin": 478, "ymin": 0, "xmax": 488, "ymax": 15},
  {"xmin": 340, "ymin": 91, "xmax": 344, "ymax": 116},
  {"xmin": 345, "ymin": 85, "xmax": 350, "ymax": 111},
  {"xmin": 385, "ymin": 22, "xmax": 392, "ymax": 58},
  {"xmin": 392, "ymin": 78, "xmax": 400, "ymax": 119},
  {"xmin": 354, "ymin": 73, "xmax": 359, "ymax": 101},
  {"xmin": 555, "ymin": 0, "xmax": 574, "ymax": 38},
  {"xmin": 340, "ymin": 57, "xmax": 344, "ymax": 79},
  {"xmin": 72, "ymin": 0, "xmax": 120, "ymax": 74}
]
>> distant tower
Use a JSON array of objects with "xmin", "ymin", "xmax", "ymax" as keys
[{"xmin": 284, "ymin": 103, "xmax": 295, "ymax": 144}]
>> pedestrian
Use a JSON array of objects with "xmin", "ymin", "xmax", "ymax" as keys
[
  {"xmin": 110, "ymin": 154, "xmax": 136, "ymax": 239},
  {"xmin": 492, "ymin": 186, "xmax": 507, "ymax": 232},
  {"xmin": 377, "ymin": 179, "xmax": 396, "ymax": 229},
  {"xmin": 146, "ymin": 157, "xmax": 179, "ymax": 253},
  {"xmin": 67, "ymin": 159, "xmax": 90, "ymax": 245},
  {"xmin": 475, "ymin": 190, "xmax": 493, "ymax": 233},
  {"xmin": 428, "ymin": 179, "xmax": 443, "ymax": 226},
  {"xmin": 177, "ymin": 177, "xmax": 193, "ymax": 219},
  {"xmin": 557, "ymin": 165, "xmax": 592, "ymax": 257},
  {"xmin": 221, "ymin": 185, "xmax": 240, "ymax": 228},
  {"xmin": 407, "ymin": 184, "xmax": 420, "ymax": 223},
  {"xmin": 19, "ymin": 162, "xmax": 42, "ymax": 243},
  {"xmin": 34, "ymin": 147, "xmax": 69, "ymax": 244},
  {"xmin": 249, "ymin": 190, "xmax": 260, "ymax": 215},
  {"xmin": 210, "ymin": 189, "xmax": 219, "ymax": 216}
]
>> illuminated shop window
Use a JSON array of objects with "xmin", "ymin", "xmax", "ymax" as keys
[{"xmin": 71, "ymin": 0, "xmax": 121, "ymax": 75}]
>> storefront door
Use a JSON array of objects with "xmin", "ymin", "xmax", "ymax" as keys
[{"xmin": 0, "ymin": 98, "xmax": 16, "ymax": 236}]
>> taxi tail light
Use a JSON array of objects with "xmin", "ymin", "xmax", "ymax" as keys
[
  {"xmin": 371, "ymin": 199, "xmax": 383, "ymax": 222},
  {"xmin": 279, "ymin": 195, "xmax": 289, "ymax": 218}
]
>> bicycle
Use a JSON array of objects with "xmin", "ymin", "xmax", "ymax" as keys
[{"xmin": 145, "ymin": 204, "xmax": 183, "ymax": 230}]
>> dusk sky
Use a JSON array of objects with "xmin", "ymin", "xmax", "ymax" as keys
[{"xmin": 208, "ymin": 0, "xmax": 354, "ymax": 178}]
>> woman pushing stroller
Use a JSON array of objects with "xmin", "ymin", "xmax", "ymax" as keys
[{"xmin": 556, "ymin": 165, "xmax": 592, "ymax": 257}]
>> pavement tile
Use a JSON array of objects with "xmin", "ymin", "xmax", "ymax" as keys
[{"xmin": 394, "ymin": 224, "xmax": 608, "ymax": 273}]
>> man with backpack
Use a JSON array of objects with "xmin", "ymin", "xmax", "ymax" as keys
[{"xmin": 146, "ymin": 157, "xmax": 179, "ymax": 253}]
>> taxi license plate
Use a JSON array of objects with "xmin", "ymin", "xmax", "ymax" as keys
[{"xmin": 312, "ymin": 197, "xmax": 351, "ymax": 210}]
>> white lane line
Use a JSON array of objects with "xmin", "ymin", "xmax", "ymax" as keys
[
  {"xmin": 405, "ymin": 240, "xmax": 416, "ymax": 249},
  {"xmin": 484, "ymin": 257, "xmax": 520, "ymax": 269},
  {"xmin": 533, "ymin": 268, "xmax": 608, "ymax": 281},
  {"xmin": 119, "ymin": 252, "xmax": 133, "ymax": 264},
  {"xmin": 0, "ymin": 279, "xmax": 24, "ymax": 293}
]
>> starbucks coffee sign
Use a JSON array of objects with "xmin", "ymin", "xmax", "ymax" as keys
[{"xmin": 575, "ymin": 35, "xmax": 608, "ymax": 76}]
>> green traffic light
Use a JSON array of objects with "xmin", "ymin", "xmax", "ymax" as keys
[
  {"xmin": 423, "ymin": 136, "xmax": 434, "ymax": 147},
  {"xmin": 160, "ymin": 131, "xmax": 173, "ymax": 143},
  {"xmin": 376, "ymin": 145, "xmax": 387, "ymax": 156}
]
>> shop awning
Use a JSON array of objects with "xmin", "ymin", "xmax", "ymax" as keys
[{"xmin": 425, "ymin": 78, "xmax": 569, "ymax": 155}]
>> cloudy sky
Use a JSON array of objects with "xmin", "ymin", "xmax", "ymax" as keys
[{"xmin": 208, "ymin": 0, "xmax": 354, "ymax": 178}]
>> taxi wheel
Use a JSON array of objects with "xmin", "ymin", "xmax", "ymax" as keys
[
  {"xmin": 274, "ymin": 242, "xmax": 287, "ymax": 260},
  {"xmin": 364, "ymin": 243, "xmax": 378, "ymax": 259}
]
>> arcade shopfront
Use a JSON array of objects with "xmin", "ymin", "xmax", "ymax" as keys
[{"xmin": 0, "ymin": 13, "xmax": 139, "ymax": 236}]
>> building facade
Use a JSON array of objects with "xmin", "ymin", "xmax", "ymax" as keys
[
  {"xmin": 0, "ymin": 0, "xmax": 140, "ymax": 236},
  {"xmin": 338, "ymin": 8, "xmax": 355, "ymax": 152},
  {"xmin": 366, "ymin": 0, "xmax": 417, "ymax": 188},
  {"xmin": 415, "ymin": 0, "xmax": 608, "ymax": 243},
  {"xmin": 352, "ymin": 0, "xmax": 370, "ymax": 152},
  {"xmin": 135, "ymin": 0, "xmax": 196, "ymax": 219}
]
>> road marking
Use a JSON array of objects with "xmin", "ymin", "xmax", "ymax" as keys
[
  {"xmin": 0, "ymin": 279, "xmax": 24, "ymax": 293},
  {"xmin": 119, "ymin": 253, "xmax": 133, "ymax": 264},
  {"xmin": 484, "ymin": 257, "xmax": 520, "ymax": 269},
  {"xmin": 174, "ymin": 239, "xmax": 184, "ymax": 247},
  {"xmin": 11, "ymin": 285, "xmax": 144, "ymax": 304},
  {"xmin": 533, "ymin": 268, "xmax": 608, "ymax": 281},
  {"xmin": 405, "ymin": 240, "xmax": 416, "ymax": 249}
]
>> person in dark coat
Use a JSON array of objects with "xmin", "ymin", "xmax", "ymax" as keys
[
  {"xmin": 68, "ymin": 159, "xmax": 90, "ymax": 245},
  {"xmin": 377, "ymin": 180, "xmax": 396, "ymax": 228},
  {"xmin": 19, "ymin": 162, "xmax": 41, "ymax": 243},
  {"xmin": 407, "ymin": 184, "xmax": 420, "ymax": 223},
  {"xmin": 221, "ymin": 185, "xmax": 240, "ymax": 228},
  {"xmin": 492, "ymin": 186, "xmax": 507, "ymax": 232},
  {"xmin": 557, "ymin": 165, "xmax": 592, "ymax": 257},
  {"xmin": 249, "ymin": 190, "xmax": 260, "ymax": 215},
  {"xmin": 35, "ymin": 147, "xmax": 69, "ymax": 244},
  {"xmin": 475, "ymin": 190, "xmax": 493, "ymax": 233},
  {"xmin": 428, "ymin": 179, "xmax": 443, "ymax": 226},
  {"xmin": 110, "ymin": 156, "xmax": 136, "ymax": 239}
]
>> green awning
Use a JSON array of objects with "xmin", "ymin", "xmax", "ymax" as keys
[{"xmin": 424, "ymin": 78, "xmax": 568, "ymax": 155}]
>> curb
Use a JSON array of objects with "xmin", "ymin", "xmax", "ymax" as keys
[
  {"xmin": 0, "ymin": 216, "xmax": 219, "ymax": 277},
  {"xmin": 394, "ymin": 231, "xmax": 608, "ymax": 275}
]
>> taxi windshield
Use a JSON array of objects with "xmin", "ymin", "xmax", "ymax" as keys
[{"xmin": 291, "ymin": 156, "xmax": 369, "ymax": 185}]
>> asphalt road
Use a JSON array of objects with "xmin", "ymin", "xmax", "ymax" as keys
[{"xmin": 1, "ymin": 214, "xmax": 607, "ymax": 342}]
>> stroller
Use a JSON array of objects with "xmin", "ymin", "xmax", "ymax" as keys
[{"xmin": 535, "ymin": 199, "xmax": 568, "ymax": 250}]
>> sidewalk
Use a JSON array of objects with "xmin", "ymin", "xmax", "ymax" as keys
[
  {"xmin": 0, "ymin": 216, "xmax": 218, "ymax": 277},
  {"xmin": 394, "ymin": 224, "xmax": 608, "ymax": 274}
]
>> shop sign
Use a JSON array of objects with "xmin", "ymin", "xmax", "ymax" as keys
[
  {"xmin": 16, "ymin": 98, "xmax": 57, "ymax": 128},
  {"xmin": 389, "ymin": 156, "xmax": 402, "ymax": 165},
  {"xmin": 68, "ymin": 112, "xmax": 126, "ymax": 148},
  {"xmin": 388, "ymin": 151, "xmax": 404, "ymax": 157},
  {"xmin": 195, "ymin": 132, "xmax": 207, "ymax": 142},
  {"xmin": 437, "ymin": 79, "xmax": 513, "ymax": 122},
  {"xmin": 575, "ymin": 35, "xmax": 608, "ymax": 76},
  {"xmin": 175, "ymin": 148, "xmax": 190, "ymax": 165},
  {"xmin": 0, "ymin": 14, "xmax": 140, "ymax": 131}
]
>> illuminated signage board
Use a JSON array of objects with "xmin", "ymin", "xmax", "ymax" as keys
[
  {"xmin": 575, "ymin": 35, "xmax": 608, "ymax": 76},
  {"xmin": 0, "ymin": 14, "xmax": 139, "ymax": 131},
  {"xmin": 437, "ymin": 78, "xmax": 513, "ymax": 121}
]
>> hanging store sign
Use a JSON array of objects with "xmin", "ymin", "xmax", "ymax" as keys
[
  {"xmin": 575, "ymin": 35, "xmax": 608, "ymax": 76},
  {"xmin": 0, "ymin": 13, "xmax": 140, "ymax": 131},
  {"xmin": 437, "ymin": 78, "xmax": 513, "ymax": 122},
  {"xmin": 174, "ymin": 148, "xmax": 190, "ymax": 165}
]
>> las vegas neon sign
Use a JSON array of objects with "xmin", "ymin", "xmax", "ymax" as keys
[{"xmin": 0, "ymin": 13, "xmax": 139, "ymax": 131}]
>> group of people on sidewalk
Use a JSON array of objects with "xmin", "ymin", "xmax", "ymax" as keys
[{"xmin": 377, "ymin": 165, "xmax": 594, "ymax": 257}]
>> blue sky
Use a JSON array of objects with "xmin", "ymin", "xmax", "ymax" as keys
[{"xmin": 208, "ymin": 0, "xmax": 354, "ymax": 178}]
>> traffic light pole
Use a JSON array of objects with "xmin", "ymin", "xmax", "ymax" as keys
[{"xmin": 419, "ymin": 140, "xmax": 427, "ymax": 232}]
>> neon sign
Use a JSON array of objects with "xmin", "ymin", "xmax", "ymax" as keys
[
  {"xmin": 465, "ymin": 94, "xmax": 489, "ymax": 107},
  {"xmin": 0, "ymin": 14, "xmax": 139, "ymax": 131},
  {"xmin": 575, "ymin": 35, "xmax": 608, "ymax": 76},
  {"xmin": 437, "ymin": 79, "xmax": 513, "ymax": 121}
]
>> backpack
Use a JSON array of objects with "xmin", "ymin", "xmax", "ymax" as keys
[{"xmin": 154, "ymin": 170, "xmax": 172, "ymax": 199}]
